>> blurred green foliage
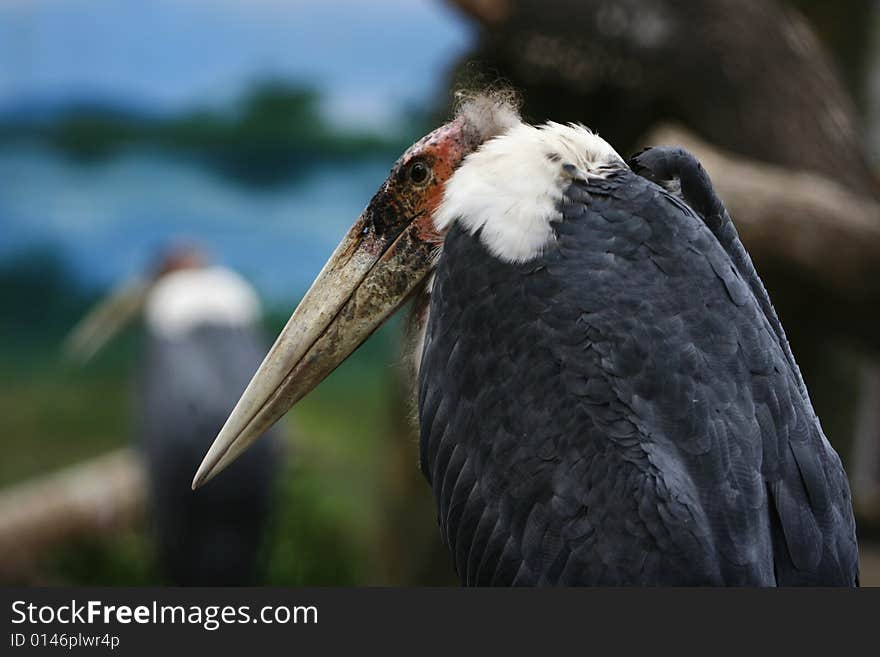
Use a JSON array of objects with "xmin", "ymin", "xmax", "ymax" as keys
[{"xmin": 0, "ymin": 82, "xmax": 425, "ymax": 185}]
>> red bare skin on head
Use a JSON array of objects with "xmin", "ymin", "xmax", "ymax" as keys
[
  {"xmin": 344, "ymin": 117, "xmax": 484, "ymax": 273},
  {"xmin": 386, "ymin": 117, "xmax": 481, "ymax": 246},
  {"xmin": 152, "ymin": 245, "xmax": 207, "ymax": 279}
]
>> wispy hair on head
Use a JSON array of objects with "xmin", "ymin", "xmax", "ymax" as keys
[{"xmin": 453, "ymin": 87, "xmax": 522, "ymax": 141}]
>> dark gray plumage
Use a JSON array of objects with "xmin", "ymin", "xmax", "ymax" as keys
[
  {"xmin": 138, "ymin": 325, "xmax": 279, "ymax": 585},
  {"xmin": 418, "ymin": 148, "xmax": 858, "ymax": 585}
]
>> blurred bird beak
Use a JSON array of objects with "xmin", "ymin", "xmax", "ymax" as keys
[
  {"xmin": 192, "ymin": 202, "xmax": 437, "ymax": 489},
  {"xmin": 64, "ymin": 278, "xmax": 150, "ymax": 364}
]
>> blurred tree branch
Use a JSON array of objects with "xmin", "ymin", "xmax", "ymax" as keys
[{"xmin": 0, "ymin": 449, "xmax": 145, "ymax": 583}]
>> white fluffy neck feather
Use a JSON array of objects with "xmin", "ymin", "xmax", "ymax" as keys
[
  {"xmin": 435, "ymin": 120, "xmax": 623, "ymax": 263},
  {"xmin": 145, "ymin": 266, "xmax": 261, "ymax": 338}
]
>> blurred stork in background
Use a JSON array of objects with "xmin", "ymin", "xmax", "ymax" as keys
[{"xmin": 66, "ymin": 245, "xmax": 280, "ymax": 585}]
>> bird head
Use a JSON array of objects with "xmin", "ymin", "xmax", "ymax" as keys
[
  {"xmin": 193, "ymin": 93, "xmax": 522, "ymax": 488},
  {"xmin": 64, "ymin": 244, "xmax": 213, "ymax": 362}
]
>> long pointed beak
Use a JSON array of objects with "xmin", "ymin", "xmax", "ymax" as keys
[
  {"xmin": 64, "ymin": 278, "xmax": 150, "ymax": 364},
  {"xmin": 192, "ymin": 208, "xmax": 436, "ymax": 489}
]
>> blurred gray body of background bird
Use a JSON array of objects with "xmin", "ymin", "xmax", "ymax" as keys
[{"xmin": 69, "ymin": 249, "xmax": 280, "ymax": 585}]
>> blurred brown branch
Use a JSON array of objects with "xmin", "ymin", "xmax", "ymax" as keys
[{"xmin": 0, "ymin": 449, "xmax": 146, "ymax": 582}]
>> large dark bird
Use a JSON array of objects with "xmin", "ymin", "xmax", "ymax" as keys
[
  {"xmin": 193, "ymin": 96, "xmax": 858, "ymax": 585},
  {"xmin": 68, "ymin": 246, "xmax": 279, "ymax": 585}
]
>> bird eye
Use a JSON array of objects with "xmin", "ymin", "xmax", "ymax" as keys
[{"xmin": 407, "ymin": 160, "xmax": 431, "ymax": 186}]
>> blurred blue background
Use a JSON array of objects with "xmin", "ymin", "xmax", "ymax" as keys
[{"xmin": 0, "ymin": 0, "xmax": 470, "ymax": 300}]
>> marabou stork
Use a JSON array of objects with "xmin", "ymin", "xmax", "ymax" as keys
[
  {"xmin": 193, "ymin": 95, "xmax": 858, "ymax": 585},
  {"xmin": 68, "ymin": 246, "xmax": 279, "ymax": 585}
]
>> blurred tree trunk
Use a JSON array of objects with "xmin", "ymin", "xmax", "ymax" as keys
[
  {"xmin": 791, "ymin": 0, "xmax": 876, "ymax": 112},
  {"xmin": 447, "ymin": 0, "xmax": 877, "ymax": 196}
]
